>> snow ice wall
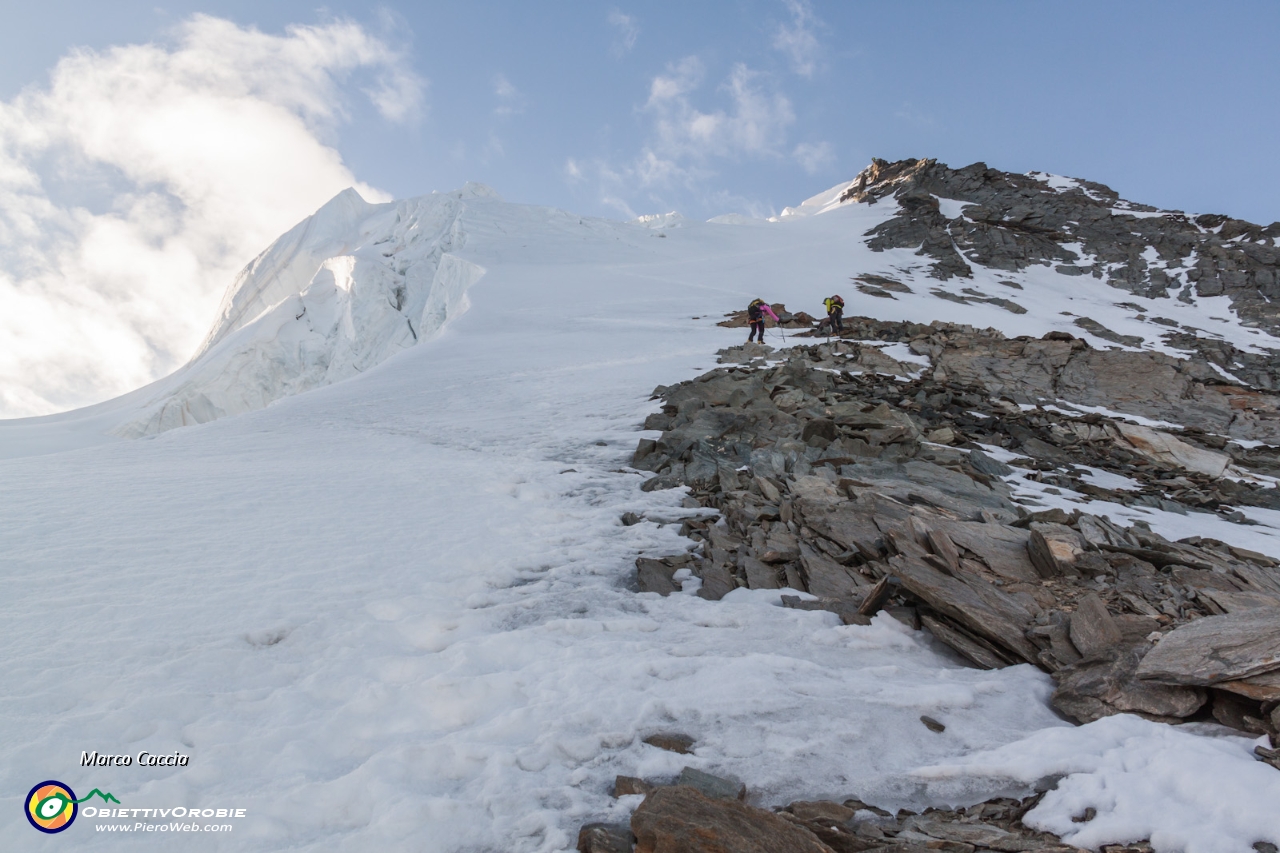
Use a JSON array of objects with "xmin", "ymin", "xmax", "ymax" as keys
[{"xmin": 112, "ymin": 185, "xmax": 494, "ymax": 438}]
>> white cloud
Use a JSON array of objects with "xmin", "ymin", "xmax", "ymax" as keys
[
  {"xmin": 608, "ymin": 10, "xmax": 640, "ymax": 57},
  {"xmin": 565, "ymin": 58, "xmax": 796, "ymax": 219},
  {"xmin": 492, "ymin": 73, "xmax": 525, "ymax": 117},
  {"xmin": 644, "ymin": 59, "xmax": 795, "ymax": 164},
  {"xmin": 600, "ymin": 195, "xmax": 638, "ymax": 220},
  {"xmin": 0, "ymin": 15, "xmax": 424, "ymax": 417},
  {"xmin": 773, "ymin": 0, "xmax": 822, "ymax": 78},
  {"xmin": 793, "ymin": 140, "xmax": 835, "ymax": 174}
]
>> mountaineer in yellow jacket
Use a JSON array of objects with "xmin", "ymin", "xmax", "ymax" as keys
[{"xmin": 818, "ymin": 294, "xmax": 844, "ymax": 335}]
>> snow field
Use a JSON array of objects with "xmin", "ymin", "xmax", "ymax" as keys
[{"xmin": 0, "ymin": 319, "xmax": 1065, "ymax": 851}]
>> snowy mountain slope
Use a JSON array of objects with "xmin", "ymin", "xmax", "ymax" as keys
[
  {"xmin": 9, "ymin": 159, "xmax": 1280, "ymax": 452},
  {"xmin": 1, "ymin": 194, "xmax": 1072, "ymax": 852},
  {"xmin": 2, "ymin": 166, "xmax": 1280, "ymax": 851}
]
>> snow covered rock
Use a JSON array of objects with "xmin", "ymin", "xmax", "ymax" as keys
[{"xmin": 841, "ymin": 158, "xmax": 1280, "ymax": 338}]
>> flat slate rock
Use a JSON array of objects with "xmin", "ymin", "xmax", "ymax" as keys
[
  {"xmin": 578, "ymin": 822, "xmax": 636, "ymax": 853},
  {"xmin": 781, "ymin": 595, "xmax": 872, "ymax": 626},
  {"xmin": 742, "ymin": 556, "xmax": 781, "ymax": 590},
  {"xmin": 1217, "ymin": 668, "xmax": 1280, "ymax": 702},
  {"xmin": 696, "ymin": 563, "xmax": 736, "ymax": 601},
  {"xmin": 643, "ymin": 732, "xmax": 695, "ymax": 754},
  {"xmin": 636, "ymin": 558, "xmax": 679, "ymax": 595},
  {"xmin": 798, "ymin": 542, "xmax": 869, "ymax": 598},
  {"xmin": 936, "ymin": 520, "xmax": 1038, "ymax": 583},
  {"xmin": 1136, "ymin": 607, "xmax": 1280, "ymax": 685},
  {"xmin": 631, "ymin": 786, "xmax": 830, "ymax": 853},
  {"xmin": 920, "ymin": 612, "xmax": 1013, "ymax": 670},
  {"xmin": 1054, "ymin": 645, "xmax": 1207, "ymax": 723},
  {"xmin": 674, "ymin": 767, "xmax": 745, "ymax": 801},
  {"xmin": 891, "ymin": 554, "xmax": 1040, "ymax": 663},
  {"xmin": 1069, "ymin": 592, "xmax": 1124, "ymax": 658}
]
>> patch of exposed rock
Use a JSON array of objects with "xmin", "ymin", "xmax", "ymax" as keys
[
  {"xmin": 581, "ymin": 771, "xmax": 1095, "ymax": 853},
  {"xmin": 629, "ymin": 334, "xmax": 1280, "ymax": 739},
  {"xmin": 839, "ymin": 157, "xmax": 1280, "ymax": 336},
  {"xmin": 717, "ymin": 302, "xmax": 816, "ymax": 329},
  {"xmin": 798, "ymin": 316, "xmax": 1280, "ymax": 443}
]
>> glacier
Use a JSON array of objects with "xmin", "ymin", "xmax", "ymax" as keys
[{"xmin": 110, "ymin": 184, "xmax": 494, "ymax": 437}]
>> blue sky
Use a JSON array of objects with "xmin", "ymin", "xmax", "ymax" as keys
[
  {"xmin": 4, "ymin": 1, "xmax": 1278, "ymax": 222},
  {"xmin": 1, "ymin": 1, "xmax": 1278, "ymax": 417}
]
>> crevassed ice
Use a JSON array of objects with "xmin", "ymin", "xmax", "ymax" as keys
[{"xmin": 112, "ymin": 185, "xmax": 495, "ymax": 438}]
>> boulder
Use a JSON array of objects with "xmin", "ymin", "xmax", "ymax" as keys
[
  {"xmin": 1052, "ymin": 645, "xmax": 1207, "ymax": 723},
  {"xmin": 1117, "ymin": 423, "xmax": 1232, "ymax": 478},
  {"xmin": 630, "ymin": 786, "xmax": 830, "ymax": 853},
  {"xmin": 1210, "ymin": 690, "xmax": 1272, "ymax": 735},
  {"xmin": 1068, "ymin": 592, "xmax": 1124, "ymax": 658},
  {"xmin": 742, "ymin": 556, "xmax": 781, "ymax": 590},
  {"xmin": 968, "ymin": 449, "xmax": 1013, "ymax": 477},
  {"xmin": 674, "ymin": 767, "xmax": 746, "ymax": 801},
  {"xmin": 696, "ymin": 563, "xmax": 737, "ymax": 601},
  {"xmin": 1136, "ymin": 608, "xmax": 1280, "ymax": 685},
  {"xmin": 802, "ymin": 418, "xmax": 838, "ymax": 444},
  {"xmin": 889, "ymin": 553, "xmax": 1039, "ymax": 663},
  {"xmin": 614, "ymin": 776, "xmax": 655, "ymax": 797},
  {"xmin": 578, "ymin": 822, "xmax": 636, "ymax": 853},
  {"xmin": 643, "ymin": 732, "xmax": 695, "ymax": 754},
  {"xmin": 636, "ymin": 558, "xmax": 679, "ymax": 595},
  {"xmin": 1027, "ymin": 523, "xmax": 1086, "ymax": 578}
]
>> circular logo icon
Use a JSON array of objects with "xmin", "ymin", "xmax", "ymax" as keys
[{"xmin": 25, "ymin": 781, "xmax": 77, "ymax": 833}]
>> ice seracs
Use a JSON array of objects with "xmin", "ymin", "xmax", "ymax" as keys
[{"xmin": 112, "ymin": 185, "xmax": 497, "ymax": 437}]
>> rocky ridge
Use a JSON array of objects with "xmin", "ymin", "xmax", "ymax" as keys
[
  {"xmin": 591, "ymin": 316, "xmax": 1280, "ymax": 851},
  {"xmin": 630, "ymin": 325, "xmax": 1280, "ymax": 728},
  {"xmin": 841, "ymin": 158, "xmax": 1280, "ymax": 339}
]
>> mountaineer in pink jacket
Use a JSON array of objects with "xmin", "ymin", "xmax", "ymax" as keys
[{"xmin": 746, "ymin": 298, "xmax": 779, "ymax": 343}]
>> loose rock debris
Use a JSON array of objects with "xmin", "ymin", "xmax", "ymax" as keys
[
  {"xmin": 582, "ymin": 774, "xmax": 1093, "ymax": 853},
  {"xmin": 631, "ymin": 330, "xmax": 1280, "ymax": 729},
  {"xmin": 585, "ymin": 320, "xmax": 1280, "ymax": 851}
]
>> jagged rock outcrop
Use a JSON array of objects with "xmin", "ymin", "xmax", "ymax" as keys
[
  {"xmin": 839, "ymin": 158, "xmax": 1280, "ymax": 335},
  {"xmin": 629, "ymin": 329, "xmax": 1280, "ymax": 741}
]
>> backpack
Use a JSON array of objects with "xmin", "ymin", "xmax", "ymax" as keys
[{"xmin": 747, "ymin": 299, "xmax": 765, "ymax": 321}]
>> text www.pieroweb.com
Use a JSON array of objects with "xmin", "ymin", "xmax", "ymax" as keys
[{"xmin": 86, "ymin": 806, "xmax": 243, "ymax": 832}]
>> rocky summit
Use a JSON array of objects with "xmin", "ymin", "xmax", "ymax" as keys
[{"xmin": 842, "ymin": 158, "xmax": 1280, "ymax": 337}]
